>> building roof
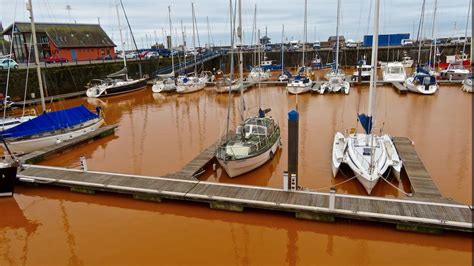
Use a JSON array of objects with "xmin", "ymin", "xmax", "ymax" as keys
[
  {"xmin": 2, "ymin": 22, "xmax": 115, "ymax": 48},
  {"xmin": 328, "ymin": 36, "xmax": 345, "ymax": 42}
]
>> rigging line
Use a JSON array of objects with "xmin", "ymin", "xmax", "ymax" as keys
[
  {"xmin": 305, "ymin": 173, "xmax": 358, "ymax": 192},
  {"xmin": 22, "ymin": 34, "xmax": 34, "ymax": 117},
  {"xmin": 379, "ymin": 172, "xmax": 412, "ymax": 197},
  {"xmin": 3, "ymin": 0, "xmax": 19, "ymax": 124}
]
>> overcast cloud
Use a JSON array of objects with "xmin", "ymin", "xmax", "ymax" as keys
[{"xmin": 0, "ymin": 0, "xmax": 471, "ymax": 49}]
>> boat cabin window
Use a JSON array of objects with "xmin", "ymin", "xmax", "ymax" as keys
[{"xmin": 387, "ymin": 66, "xmax": 403, "ymax": 74}]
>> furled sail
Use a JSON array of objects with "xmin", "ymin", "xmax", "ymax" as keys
[
  {"xmin": 358, "ymin": 113, "xmax": 373, "ymax": 134},
  {"xmin": 107, "ymin": 67, "xmax": 128, "ymax": 78}
]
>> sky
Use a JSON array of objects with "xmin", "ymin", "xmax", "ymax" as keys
[{"xmin": 0, "ymin": 0, "xmax": 471, "ymax": 49}]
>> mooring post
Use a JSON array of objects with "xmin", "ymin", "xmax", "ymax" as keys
[
  {"xmin": 80, "ymin": 155, "xmax": 88, "ymax": 172},
  {"xmin": 283, "ymin": 171, "xmax": 289, "ymax": 191},
  {"xmin": 288, "ymin": 109, "xmax": 299, "ymax": 190},
  {"xmin": 357, "ymin": 60, "xmax": 362, "ymax": 84},
  {"xmin": 329, "ymin": 187, "xmax": 336, "ymax": 210}
]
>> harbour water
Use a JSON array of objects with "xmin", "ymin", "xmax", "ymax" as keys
[{"xmin": 0, "ymin": 79, "xmax": 472, "ymax": 265}]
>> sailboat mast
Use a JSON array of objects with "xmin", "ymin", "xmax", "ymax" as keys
[
  {"xmin": 281, "ymin": 24, "xmax": 285, "ymax": 76},
  {"xmin": 335, "ymin": 0, "xmax": 340, "ymax": 72},
  {"xmin": 192, "ymin": 2, "xmax": 197, "ymax": 74},
  {"xmin": 27, "ymin": 0, "xmax": 46, "ymax": 113},
  {"xmin": 367, "ymin": 0, "xmax": 379, "ymax": 120},
  {"xmin": 116, "ymin": 4, "xmax": 128, "ymax": 80},
  {"xmin": 168, "ymin": 6, "xmax": 175, "ymax": 74},
  {"xmin": 417, "ymin": 0, "xmax": 426, "ymax": 64},
  {"xmin": 206, "ymin": 16, "xmax": 211, "ymax": 48},
  {"xmin": 225, "ymin": 0, "xmax": 235, "ymax": 142},
  {"xmin": 462, "ymin": 0, "xmax": 471, "ymax": 57},
  {"xmin": 303, "ymin": 0, "xmax": 307, "ymax": 67},
  {"xmin": 238, "ymin": 0, "xmax": 244, "ymax": 122},
  {"xmin": 429, "ymin": 0, "xmax": 438, "ymax": 69}
]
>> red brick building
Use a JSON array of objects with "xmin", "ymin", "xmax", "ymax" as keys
[{"xmin": 2, "ymin": 22, "xmax": 115, "ymax": 62}]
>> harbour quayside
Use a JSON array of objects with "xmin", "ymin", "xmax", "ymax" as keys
[{"xmin": 0, "ymin": 0, "xmax": 473, "ymax": 264}]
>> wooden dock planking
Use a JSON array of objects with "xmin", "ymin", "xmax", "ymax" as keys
[
  {"xmin": 19, "ymin": 125, "xmax": 118, "ymax": 164},
  {"xmin": 164, "ymin": 140, "xmax": 219, "ymax": 181},
  {"xmin": 17, "ymin": 164, "xmax": 472, "ymax": 233},
  {"xmin": 392, "ymin": 137, "xmax": 445, "ymax": 200},
  {"xmin": 391, "ymin": 82, "xmax": 408, "ymax": 93}
]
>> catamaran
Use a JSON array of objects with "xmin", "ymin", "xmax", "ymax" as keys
[
  {"xmin": 317, "ymin": 0, "xmax": 350, "ymax": 95},
  {"xmin": 1, "ymin": 0, "xmax": 104, "ymax": 154},
  {"xmin": 86, "ymin": 2, "xmax": 146, "ymax": 98},
  {"xmin": 287, "ymin": 0, "xmax": 313, "ymax": 94},
  {"xmin": 216, "ymin": 0, "xmax": 281, "ymax": 178},
  {"xmin": 332, "ymin": 0, "xmax": 402, "ymax": 194}
]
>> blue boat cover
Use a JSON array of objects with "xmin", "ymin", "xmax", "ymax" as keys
[
  {"xmin": 414, "ymin": 65, "xmax": 436, "ymax": 85},
  {"xmin": 358, "ymin": 113, "xmax": 373, "ymax": 134},
  {"xmin": 1, "ymin": 105, "xmax": 99, "ymax": 139}
]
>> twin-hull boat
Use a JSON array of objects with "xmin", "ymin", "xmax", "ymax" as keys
[
  {"xmin": 317, "ymin": 72, "xmax": 350, "ymax": 94},
  {"xmin": 332, "ymin": 132, "xmax": 402, "ymax": 194}
]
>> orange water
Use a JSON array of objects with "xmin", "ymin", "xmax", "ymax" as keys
[{"xmin": 0, "ymin": 81, "xmax": 471, "ymax": 265}]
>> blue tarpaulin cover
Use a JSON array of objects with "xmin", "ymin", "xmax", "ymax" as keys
[
  {"xmin": 1, "ymin": 105, "xmax": 99, "ymax": 139},
  {"xmin": 358, "ymin": 113, "xmax": 373, "ymax": 134}
]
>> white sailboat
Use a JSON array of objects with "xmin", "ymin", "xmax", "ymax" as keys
[
  {"xmin": 1, "ymin": 0, "xmax": 104, "ymax": 154},
  {"xmin": 462, "ymin": 73, "xmax": 473, "ymax": 93},
  {"xmin": 286, "ymin": 0, "xmax": 313, "ymax": 94},
  {"xmin": 332, "ymin": 0, "xmax": 402, "ymax": 195},
  {"xmin": 152, "ymin": 6, "xmax": 177, "ymax": 93},
  {"xmin": 216, "ymin": 0, "xmax": 281, "ymax": 178},
  {"xmin": 317, "ymin": 0, "xmax": 350, "ymax": 95},
  {"xmin": 177, "ymin": 3, "xmax": 207, "ymax": 94},
  {"xmin": 86, "ymin": 2, "xmax": 147, "ymax": 98},
  {"xmin": 278, "ymin": 24, "xmax": 290, "ymax": 82},
  {"xmin": 248, "ymin": 9, "xmax": 270, "ymax": 83}
]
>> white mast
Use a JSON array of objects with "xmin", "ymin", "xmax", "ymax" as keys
[
  {"xmin": 192, "ymin": 2, "xmax": 197, "ymax": 74},
  {"xmin": 302, "ymin": 0, "xmax": 307, "ymax": 67},
  {"xmin": 238, "ymin": 0, "xmax": 245, "ymax": 122},
  {"xmin": 225, "ymin": 0, "xmax": 235, "ymax": 142},
  {"xmin": 462, "ymin": 0, "xmax": 471, "ymax": 57},
  {"xmin": 335, "ymin": 0, "xmax": 341, "ymax": 72},
  {"xmin": 367, "ymin": 0, "xmax": 379, "ymax": 121},
  {"xmin": 26, "ymin": 0, "xmax": 46, "ymax": 112},
  {"xmin": 429, "ymin": 0, "xmax": 438, "ymax": 69},
  {"xmin": 281, "ymin": 24, "xmax": 285, "ymax": 76},
  {"xmin": 168, "ymin": 6, "xmax": 175, "ymax": 75},
  {"xmin": 206, "ymin": 16, "xmax": 211, "ymax": 48},
  {"xmin": 115, "ymin": 3, "xmax": 128, "ymax": 80}
]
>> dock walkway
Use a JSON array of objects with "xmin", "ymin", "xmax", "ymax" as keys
[
  {"xmin": 17, "ymin": 164, "xmax": 472, "ymax": 233},
  {"xmin": 393, "ymin": 137, "xmax": 445, "ymax": 200},
  {"xmin": 391, "ymin": 82, "xmax": 408, "ymax": 93}
]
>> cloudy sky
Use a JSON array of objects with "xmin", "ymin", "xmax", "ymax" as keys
[{"xmin": 0, "ymin": 0, "xmax": 471, "ymax": 49}]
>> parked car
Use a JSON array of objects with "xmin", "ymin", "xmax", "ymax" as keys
[
  {"xmin": 313, "ymin": 41, "xmax": 321, "ymax": 49},
  {"xmin": 345, "ymin": 39, "xmax": 358, "ymax": 48},
  {"xmin": 0, "ymin": 58, "xmax": 19, "ymax": 70},
  {"xmin": 125, "ymin": 52, "xmax": 137, "ymax": 59},
  {"xmin": 145, "ymin": 51, "xmax": 160, "ymax": 59},
  {"xmin": 100, "ymin": 54, "xmax": 113, "ymax": 60},
  {"xmin": 45, "ymin": 56, "xmax": 68, "ymax": 63},
  {"xmin": 401, "ymin": 39, "xmax": 414, "ymax": 46}
]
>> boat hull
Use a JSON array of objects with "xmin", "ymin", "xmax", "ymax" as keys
[
  {"xmin": 462, "ymin": 79, "xmax": 473, "ymax": 93},
  {"xmin": 177, "ymin": 82, "xmax": 206, "ymax": 94},
  {"xmin": 152, "ymin": 81, "xmax": 176, "ymax": 93},
  {"xmin": 404, "ymin": 78, "xmax": 438, "ymax": 94},
  {"xmin": 217, "ymin": 137, "xmax": 281, "ymax": 178},
  {"xmin": 0, "ymin": 166, "xmax": 17, "ymax": 197},
  {"xmin": 2, "ymin": 118, "xmax": 104, "ymax": 154},
  {"xmin": 86, "ymin": 78, "xmax": 147, "ymax": 98}
]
